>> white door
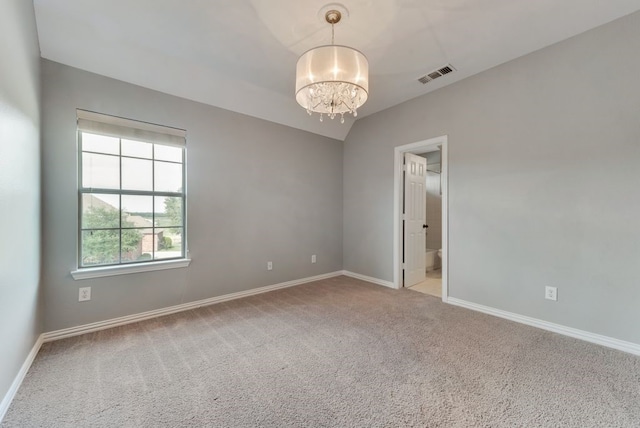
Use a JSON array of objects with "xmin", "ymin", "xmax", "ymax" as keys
[{"xmin": 403, "ymin": 153, "xmax": 427, "ymax": 287}]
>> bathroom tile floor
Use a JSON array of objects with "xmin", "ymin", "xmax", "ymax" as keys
[{"xmin": 408, "ymin": 269, "xmax": 442, "ymax": 298}]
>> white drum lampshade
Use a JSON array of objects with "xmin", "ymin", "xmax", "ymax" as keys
[{"xmin": 294, "ymin": 10, "xmax": 369, "ymax": 123}]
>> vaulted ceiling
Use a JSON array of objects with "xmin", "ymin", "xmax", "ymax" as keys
[{"xmin": 33, "ymin": 0, "xmax": 640, "ymax": 140}]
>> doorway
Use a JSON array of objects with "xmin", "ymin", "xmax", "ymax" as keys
[{"xmin": 393, "ymin": 136, "xmax": 448, "ymax": 301}]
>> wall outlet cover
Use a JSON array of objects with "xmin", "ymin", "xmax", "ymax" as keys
[
  {"xmin": 79, "ymin": 286, "xmax": 91, "ymax": 302},
  {"xmin": 545, "ymin": 286, "xmax": 557, "ymax": 301}
]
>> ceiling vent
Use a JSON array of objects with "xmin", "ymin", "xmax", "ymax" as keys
[{"xmin": 418, "ymin": 64, "xmax": 456, "ymax": 84}]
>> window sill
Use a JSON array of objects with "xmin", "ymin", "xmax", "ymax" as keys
[{"xmin": 71, "ymin": 258, "xmax": 191, "ymax": 280}]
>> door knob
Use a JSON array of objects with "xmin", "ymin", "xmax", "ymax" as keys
[{"xmin": 423, "ymin": 224, "xmax": 428, "ymax": 228}]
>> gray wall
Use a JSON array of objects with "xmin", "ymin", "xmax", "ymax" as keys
[
  {"xmin": 42, "ymin": 60, "xmax": 343, "ymax": 331},
  {"xmin": 419, "ymin": 151, "xmax": 442, "ymax": 251},
  {"xmin": 418, "ymin": 151, "xmax": 443, "ymax": 251},
  {"xmin": 0, "ymin": 0, "xmax": 42, "ymax": 405},
  {"xmin": 344, "ymin": 11, "xmax": 640, "ymax": 344}
]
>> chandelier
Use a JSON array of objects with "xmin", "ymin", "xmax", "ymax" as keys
[{"xmin": 295, "ymin": 9, "xmax": 369, "ymax": 123}]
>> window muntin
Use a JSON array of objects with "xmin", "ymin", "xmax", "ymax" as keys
[{"xmin": 78, "ymin": 118, "xmax": 186, "ymax": 268}]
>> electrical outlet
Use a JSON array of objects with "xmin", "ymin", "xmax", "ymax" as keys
[
  {"xmin": 311, "ymin": 254, "xmax": 317, "ymax": 264},
  {"xmin": 79, "ymin": 287, "xmax": 91, "ymax": 302},
  {"xmin": 545, "ymin": 286, "xmax": 557, "ymax": 301},
  {"xmin": 267, "ymin": 261, "xmax": 273, "ymax": 271}
]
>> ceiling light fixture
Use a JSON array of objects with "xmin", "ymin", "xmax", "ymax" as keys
[{"xmin": 295, "ymin": 9, "xmax": 369, "ymax": 124}]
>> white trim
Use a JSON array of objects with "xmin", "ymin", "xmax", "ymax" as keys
[
  {"xmin": 342, "ymin": 270, "xmax": 395, "ymax": 289},
  {"xmin": 44, "ymin": 271, "xmax": 343, "ymax": 342},
  {"xmin": 447, "ymin": 298, "xmax": 640, "ymax": 356},
  {"xmin": 71, "ymin": 258, "xmax": 191, "ymax": 280},
  {"xmin": 393, "ymin": 136, "xmax": 449, "ymax": 301},
  {"xmin": 0, "ymin": 334, "xmax": 44, "ymax": 423},
  {"xmin": 440, "ymin": 142, "xmax": 449, "ymax": 303}
]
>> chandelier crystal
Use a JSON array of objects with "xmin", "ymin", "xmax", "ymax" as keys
[{"xmin": 295, "ymin": 10, "xmax": 369, "ymax": 123}]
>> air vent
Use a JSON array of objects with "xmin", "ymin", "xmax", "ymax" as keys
[
  {"xmin": 438, "ymin": 65, "xmax": 454, "ymax": 75},
  {"xmin": 417, "ymin": 64, "xmax": 456, "ymax": 84}
]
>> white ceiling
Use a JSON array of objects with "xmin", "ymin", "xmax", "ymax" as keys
[{"xmin": 33, "ymin": 0, "xmax": 640, "ymax": 140}]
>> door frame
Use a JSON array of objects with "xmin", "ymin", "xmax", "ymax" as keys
[{"xmin": 393, "ymin": 136, "xmax": 449, "ymax": 301}]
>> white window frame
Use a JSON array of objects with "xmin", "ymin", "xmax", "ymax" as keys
[{"xmin": 71, "ymin": 110, "xmax": 190, "ymax": 280}]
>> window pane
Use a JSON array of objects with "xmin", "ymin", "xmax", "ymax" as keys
[
  {"xmin": 122, "ymin": 139, "xmax": 152, "ymax": 159},
  {"xmin": 121, "ymin": 228, "xmax": 148, "ymax": 263},
  {"xmin": 155, "ymin": 196, "xmax": 183, "ymax": 259},
  {"xmin": 154, "ymin": 161, "xmax": 182, "ymax": 192},
  {"xmin": 122, "ymin": 157, "xmax": 152, "ymax": 191},
  {"xmin": 82, "ymin": 152, "xmax": 120, "ymax": 189},
  {"xmin": 82, "ymin": 132, "xmax": 119, "ymax": 155},
  {"xmin": 122, "ymin": 205, "xmax": 154, "ymax": 235},
  {"xmin": 82, "ymin": 193, "xmax": 120, "ymax": 228},
  {"xmin": 81, "ymin": 230, "xmax": 119, "ymax": 266},
  {"xmin": 155, "ymin": 145, "xmax": 182, "ymax": 162},
  {"xmin": 155, "ymin": 196, "xmax": 182, "ymax": 227},
  {"xmin": 121, "ymin": 195, "xmax": 152, "ymax": 223},
  {"xmin": 155, "ymin": 227, "xmax": 182, "ymax": 260}
]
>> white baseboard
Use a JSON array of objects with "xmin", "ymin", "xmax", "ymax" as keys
[
  {"xmin": 342, "ymin": 270, "xmax": 396, "ymax": 289},
  {"xmin": 43, "ymin": 271, "xmax": 343, "ymax": 343},
  {"xmin": 447, "ymin": 297, "xmax": 640, "ymax": 357},
  {"xmin": 0, "ymin": 334, "xmax": 44, "ymax": 423}
]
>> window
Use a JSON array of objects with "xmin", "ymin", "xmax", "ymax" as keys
[{"xmin": 76, "ymin": 110, "xmax": 187, "ymax": 269}]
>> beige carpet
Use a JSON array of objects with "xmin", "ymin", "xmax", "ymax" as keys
[{"xmin": 3, "ymin": 276, "xmax": 640, "ymax": 427}]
